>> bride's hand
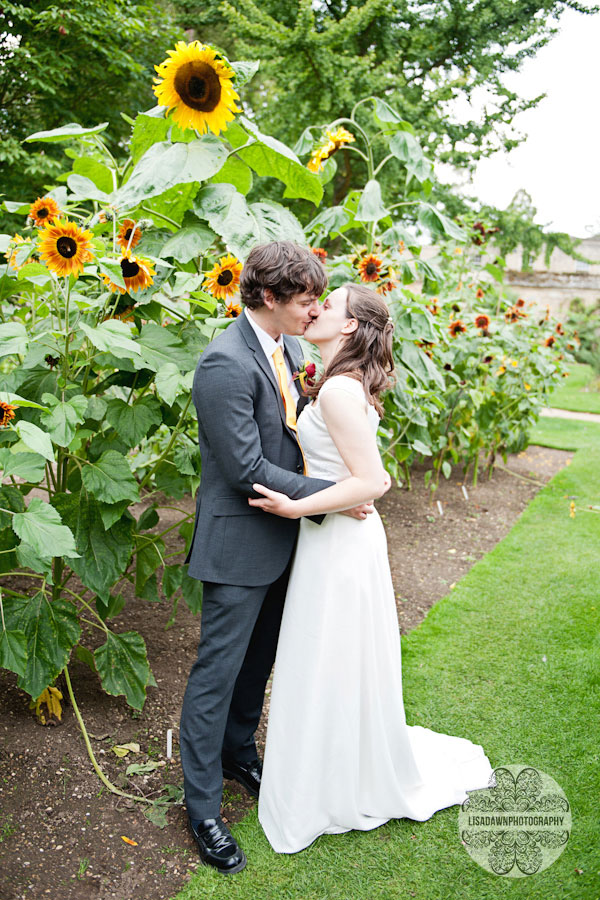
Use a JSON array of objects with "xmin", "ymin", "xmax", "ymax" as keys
[{"xmin": 248, "ymin": 483, "xmax": 300, "ymax": 518}]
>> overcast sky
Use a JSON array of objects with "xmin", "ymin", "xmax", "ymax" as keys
[{"xmin": 441, "ymin": 4, "xmax": 600, "ymax": 239}]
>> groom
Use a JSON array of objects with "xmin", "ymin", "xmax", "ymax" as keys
[{"xmin": 180, "ymin": 241, "xmax": 374, "ymax": 873}]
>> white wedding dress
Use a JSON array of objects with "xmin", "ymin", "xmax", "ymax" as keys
[{"xmin": 257, "ymin": 375, "xmax": 495, "ymax": 854}]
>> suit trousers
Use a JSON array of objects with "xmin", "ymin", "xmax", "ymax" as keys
[{"xmin": 179, "ymin": 560, "xmax": 292, "ymax": 820}]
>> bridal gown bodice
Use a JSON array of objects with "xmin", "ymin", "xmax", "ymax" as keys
[
  {"xmin": 297, "ymin": 374, "xmax": 380, "ymax": 480},
  {"xmin": 257, "ymin": 375, "xmax": 495, "ymax": 854}
]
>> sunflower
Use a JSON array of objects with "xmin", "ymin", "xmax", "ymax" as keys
[
  {"xmin": 153, "ymin": 40, "xmax": 240, "ymax": 135},
  {"xmin": 204, "ymin": 254, "xmax": 243, "ymax": 300},
  {"xmin": 398, "ymin": 240, "xmax": 405, "ymax": 254},
  {"xmin": 102, "ymin": 253, "xmax": 155, "ymax": 295},
  {"xmin": 117, "ymin": 219, "xmax": 142, "ymax": 253},
  {"xmin": 475, "ymin": 287, "xmax": 485, "ymax": 299},
  {"xmin": 0, "ymin": 401, "xmax": 16, "ymax": 428},
  {"xmin": 544, "ymin": 335, "xmax": 556, "ymax": 347},
  {"xmin": 311, "ymin": 247, "xmax": 327, "ymax": 262},
  {"xmin": 448, "ymin": 319, "xmax": 467, "ymax": 337},
  {"xmin": 6, "ymin": 234, "xmax": 35, "ymax": 272},
  {"xmin": 495, "ymin": 365, "xmax": 506, "ymax": 376},
  {"xmin": 426, "ymin": 298, "xmax": 439, "ymax": 315},
  {"xmin": 357, "ymin": 254, "xmax": 382, "ymax": 283},
  {"xmin": 38, "ymin": 219, "xmax": 94, "ymax": 278},
  {"xmin": 225, "ymin": 301, "xmax": 242, "ymax": 318},
  {"xmin": 555, "ymin": 322, "xmax": 564, "ymax": 335},
  {"xmin": 474, "ymin": 313, "xmax": 490, "ymax": 330},
  {"xmin": 307, "ymin": 127, "xmax": 355, "ymax": 173},
  {"xmin": 29, "ymin": 196, "xmax": 61, "ymax": 227},
  {"xmin": 515, "ymin": 298, "xmax": 525, "ymax": 308}
]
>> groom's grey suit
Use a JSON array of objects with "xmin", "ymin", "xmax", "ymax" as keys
[{"xmin": 180, "ymin": 310, "xmax": 333, "ymax": 820}]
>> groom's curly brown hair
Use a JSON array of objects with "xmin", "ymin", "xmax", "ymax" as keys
[{"xmin": 240, "ymin": 241, "xmax": 327, "ymax": 309}]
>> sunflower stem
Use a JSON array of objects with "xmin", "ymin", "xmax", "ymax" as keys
[
  {"xmin": 139, "ymin": 206, "xmax": 179, "ymax": 230},
  {"xmin": 62, "ymin": 665, "xmax": 169, "ymax": 807}
]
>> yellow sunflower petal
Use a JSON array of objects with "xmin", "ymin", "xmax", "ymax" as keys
[
  {"xmin": 38, "ymin": 220, "xmax": 94, "ymax": 278},
  {"xmin": 204, "ymin": 253, "xmax": 243, "ymax": 301},
  {"xmin": 153, "ymin": 41, "xmax": 240, "ymax": 135}
]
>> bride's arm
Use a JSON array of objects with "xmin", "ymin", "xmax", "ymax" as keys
[{"xmin": 248, "ymin": 387, "xmax": 388, "ymax": 519}]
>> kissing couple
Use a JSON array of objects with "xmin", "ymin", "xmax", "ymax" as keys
[{"xmin": 180, "ymin": 241, "xmax": 494, "ymax": 873}]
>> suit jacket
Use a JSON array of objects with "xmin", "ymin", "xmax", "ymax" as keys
[{"xmin": 184, "ymin": 312, "xmax": 334, "ymax": 586}]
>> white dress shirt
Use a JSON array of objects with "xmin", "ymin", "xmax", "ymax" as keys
[{"xmin": 244, "ymin": 307, "xmax": 300, "ymax": 403}]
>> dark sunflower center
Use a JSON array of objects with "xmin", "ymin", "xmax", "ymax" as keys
[
  {"xmin": 38, "ymin": 207, "xmax": 48, "ymax": 218},
  {"xmin": 217, "ymin": 269, "xmax": 234, "ymax": 286},
  {"xmin": 124, "ymin": 228, "xmax": 133, "ymax": 240},
  {"xmin": 56, "ymin": 236, "xmax": 77, "ymax": 258},
  {"xmin": 366, "ymin": 262, "xmax": 377, "ymax": 275},
  {"xmin": 121, "ymin": 259, "xmax": 140, "ymax": 279},
  {"xmin": 174, "ymin": 61, "xmax": 221, "ymax": 112}
]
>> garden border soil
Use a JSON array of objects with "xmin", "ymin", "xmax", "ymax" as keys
[{"xmin": 0, "ymin": 444, "xmax": 572, "ymax": 900}]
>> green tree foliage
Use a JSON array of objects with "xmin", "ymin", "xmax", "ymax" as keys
[{"xmin": 0, "ymin": 1, "xmax": 183, "ymax": 210}]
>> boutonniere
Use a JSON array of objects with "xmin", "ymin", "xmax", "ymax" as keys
[{"xmin": 292, "ymin": 360, "xmax": 316, "ymax": 393}]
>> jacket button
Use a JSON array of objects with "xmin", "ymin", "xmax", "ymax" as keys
[{"xmin": 296, "ymin": 463, "xmax": 303, "ymax": 473}]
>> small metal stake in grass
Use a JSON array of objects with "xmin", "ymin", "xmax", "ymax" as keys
[
  {"xmin": 437, "ymin": 500, "xmax": 443, "ymax": 516},
  {"xmin": 462, "ymin": 485, "xmax": 469, "ymax": 501},
  {"xmin": 166, "ymin": 729, "xmax": 173, "ymax": 760}
]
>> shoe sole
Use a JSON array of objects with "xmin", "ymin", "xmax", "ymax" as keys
[
  {"xmin": 222, "ymin": 767, "xmax": 259, "ymax": 798},
  {"xmin": 197, "ymin": 848, "xmax": 248, "ymax": 874}
]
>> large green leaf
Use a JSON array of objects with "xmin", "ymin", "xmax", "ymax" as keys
[
  {"xmin": 193, "ymin": 186, "xmax": 306, "ymax": 259},
  {"xmin": 418, "ymin": 203, "xmax": 467, "ymax": 242},
  {"xmin": 0, "ymin": 485, "xmax": 25, "ymax": 529},
  {"xmin": 39, "ymin": 394, "xmax": 88, "ymax": 447},
  {"xmin": 94, "ymin": 630, "xmax": 149, "ymax": 710},
  {"xmin": 0, "ymin": 449, "xmax": 46, "ymax": 482},
  {"xmin": 0, "ymin": 391, "xmax": 48, "ymax": 410},
  {"xmin": 371, "ymin": 97, "xmax": 411, "ymax": 130},
  {"xmin": 3, "ymin": 593, "xmax": 81, "ymax": 699},
  {"xmin": 160, "ymin": 224, "xmax": 216, "ymax": 263},
  {"xmin": 0, "ymin": 628, "xmax": 27, "ymax": 677},
  {"xmin": 355, "ymin": 179, "xmax": 389, "ymax": 223},
  {"xmin": 129, "ymin": 109, "xmax": 171, "ymax": 164},
  {"xmin": 113, "ymin": 138, "xmax": 228, "ymax": 210},
  {"xmin": 24, "ymin": 122, "xmax": 109, "ymax": 143},
  {"xmin": 229, "ymin": 60, "xmax": 260, "ymax": 87},
  {"xmin": 0, "ymin": 322, "xmax": 29, "ymax": 358},
  {"xmin": 72, "ymin": 157, "xmax": 114, "ymax": 194},
  {"xmin": 209, "ymin": 156, "xmax": 253, "ymax": 195},
  {"xmin": 399, "ymin": 340, "xmax": 445, "ymax": 389},
  {"xmin": 193, "ymin": 183, "xmax": 257, "ymax": 259},
  {"xmin": 14, "ymin": 421, "xmax": 55, "ymax": 461},
  {"xmin": 12, "ymin": 497, "xmax": 80, "ymax": 559},
  {"xmin": 135, "ymin": 536, "xmax": 165, "ymax": 596},
  {"xmin": 181, "ymin": 571, "xmax": 203, "ymax": 614},
  {"xmin": 52, "ymin": 492, "xmax": 134, "ymax": 601},
  {"xmin": 306, "ymin": 206, "xmax": 351, "ymax": 236},
  {"xmin": 389, "ymin": 131, "xmax": 423, "ymax": 164},
  {"xmin": 105, "ymin": 396, "xmax": 162, "ymax": 448},
  {"xmin": 136, "ymin": 323, "xmax": 198, "ymax": 372},
  {"xmin": 79, "ymin": 320, "xmax": 141, "ymax": 359},
  {"xmin": 235, "ymin": 116, "xmax": 322, "ymax": 205},
  {"xmin": 82, "ymin": 450, "xmax": 140, "ymax": 504},
  {"xmin": 154, "ymin": 364, "xmax": 194, "ymax": 406},
  {"xmin": 67, "ymin": 174, "xmax": 111, "ymax": 203}
]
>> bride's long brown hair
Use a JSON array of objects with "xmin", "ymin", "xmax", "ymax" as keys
[{"xmin": 305, "ymin": 282, "xmax": 395, "ymax": 417}]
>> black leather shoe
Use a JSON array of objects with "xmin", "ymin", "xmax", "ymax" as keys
[
  {"xmin": 222, "ymin": 757, "xmax": 262, "ymax": 798},
  {"xmin": 189, "ymin": 816, "xmax": 247, "ymax": 874}
]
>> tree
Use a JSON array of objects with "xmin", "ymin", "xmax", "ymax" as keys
[{"xmin": 0, "ymin": 1, "xmax": 182, "ymax": 213}]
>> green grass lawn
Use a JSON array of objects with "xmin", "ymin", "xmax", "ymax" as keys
[
  {"xmin": 172, "ymin": 426, "xmax": 600, "ymax": 900},
  {"xmin": 547, "ymin": 363, "xmax": 600, "ymax": 414},
  {"xmin": 529, "ymin": 416, "xmax": 600, "ymax": 451}
]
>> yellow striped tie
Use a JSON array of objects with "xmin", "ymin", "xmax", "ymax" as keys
[{"xmin": 272, "ymin": 346, "xmax": 308, "ymax": 474}]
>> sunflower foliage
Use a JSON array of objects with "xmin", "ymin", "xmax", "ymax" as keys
[
  {"xmin": 0, "ymin": 41, "xmax": 324, "ymax": 713},
  {"xmin": 297, "ymin": 99, "xmax": 577, "ymax": 492}
]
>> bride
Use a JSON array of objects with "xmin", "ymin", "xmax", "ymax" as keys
[{"xmin": 248, "ymin": 282, "xmax": 495, "ymax": 854}]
